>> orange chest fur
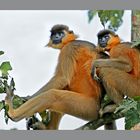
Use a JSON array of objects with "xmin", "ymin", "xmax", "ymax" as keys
[{"xmin": 68, "ymin": 48, "xmax": 101, "ymax": 99}]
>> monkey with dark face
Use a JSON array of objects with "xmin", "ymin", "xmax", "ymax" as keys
[
  {"xmin": 5, "ymin": 24, "xmax": 109, "ymax": 129},
  {"xmin": 97, "ymin": 29, "xmax": 119, "ymax": 48},
  {"xmin": 92, "ymin": 29, "xmax": 140, "ymax": 104}
]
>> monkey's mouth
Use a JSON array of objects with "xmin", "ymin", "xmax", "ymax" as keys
[
  {"xmin": 100, "ymin": 43, "xmax": 107, "ymax": 48},
  {"xmin": 53, "ymin": 40, "xmax": 61, "ymax": 44}
]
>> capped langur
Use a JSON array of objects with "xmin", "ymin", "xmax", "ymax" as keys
[
  {"xmin": 5, "ymin": 25, "xmax": 109, "ymax": 129},
  {"xmin": 92, "ymin": 29, "xmax": 140, "ymax": 104}
]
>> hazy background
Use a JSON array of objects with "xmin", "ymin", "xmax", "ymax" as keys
[{"xmin": 0, "ymin": 10, "xmax": 131, "ymax": 130}]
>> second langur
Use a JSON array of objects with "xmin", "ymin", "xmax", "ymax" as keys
[
  {"xmin": 92, "ymin": 29, "xmax": 140, "ymax": 104},
  {"xmin": 5, "ymin": 24, "xmax": 109, "ymax": 129}
]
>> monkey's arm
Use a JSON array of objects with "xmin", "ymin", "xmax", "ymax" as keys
[
  {"xmin": 92, "ymin": 57, "xmax": 133, "ymax": 73},
  {"xmin": 27, "ymin": 46, "xmax": 76, "ymax": 99},
  {"xmin": 91, "ymin": 57, "xmax": 133, "ymax": 81}
]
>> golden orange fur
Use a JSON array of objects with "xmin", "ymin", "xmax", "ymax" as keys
[
  {"xmin": 5, "ymin": 25, "xmax": 109, "ymax": 129},
  {"xmin": 93, "ymin": 31, "xmax": 140, "ymax": 104}
]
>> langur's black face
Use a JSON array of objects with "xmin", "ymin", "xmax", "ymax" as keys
[
  {"xmin": 50, "ymin": 31, "xmax": 65, "ymax": 44},
  {"xmin": 98, "ymin": 33, "xmax": 110, "ymax": 48}
]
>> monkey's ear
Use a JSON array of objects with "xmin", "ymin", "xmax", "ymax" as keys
[
  {"xmin": 68, "ymin": 30, "xmax": 79, "ymax": 38},
  {"xmin": 114, "ymin": 34, "xmax": 119, "ymax": 37},
  {"xmin": 69, "ymin": 30, "xmax": 74, "ymax": 34}
]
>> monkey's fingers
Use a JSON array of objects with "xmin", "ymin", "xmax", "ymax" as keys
[
  {"xmin": 94, "ymin": 74, "xmax": 101, "ymax": 82},
  {"xmin": 5, "ymin": 87, "xmax": 14, "ymax": 102},
  {"xmin": 91, "ymin": 66, "xmax": 101, "ymax": 82},
  {"xmin": 91, "ymin": 67, "xmax": 97, "ymax": 78},
  {"xmin": 93, "ymin": 67, "xmax": 101, "ymax": 82}
]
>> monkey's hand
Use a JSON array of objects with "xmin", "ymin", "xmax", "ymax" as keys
[
  {"xmin": 4, "ymin": 86, "xmax": 16, "ymax": 121},
  {"xmin": 91, "ymin": 64, "xmax": 101, "ymax": 82},
  {"xmin": 5, "ymin": 86, "xmax": 14, "ymax": 107},
  {"xmin": 93, "ymin": 68, "xmax": 100, "ymax": 82}
]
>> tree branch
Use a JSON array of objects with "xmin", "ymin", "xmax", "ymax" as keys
[{"xmin": 76, "ymin": 113, "xmax": 124, "ymax": 130}]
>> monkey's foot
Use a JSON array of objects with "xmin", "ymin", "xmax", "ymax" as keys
[
  {"xmin": 99, "ymin": 104, "xmax": 117, "ymax": 118},
  {"xmin": 26, "ymin": 117, "xmax": 47, "ymax": 130}
]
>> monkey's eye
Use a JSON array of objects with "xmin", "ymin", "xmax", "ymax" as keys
[
  {"xmin": 98, "ymin": 38, "xmax": 102, "ymax": 41},
  {"xmin": 58, "ymin": 32, "xmax": 65, "ymax": 37},
  {"xmin": 51, "ymin": 31, "xmax": 65, "ymax": 38},
  {"xmin": 104, "ymin": 34, "xmax": 109, "ymax": 39},
  {"xmin": 51, "ymin": 31, "xmax": 65, "ymax": 44}
]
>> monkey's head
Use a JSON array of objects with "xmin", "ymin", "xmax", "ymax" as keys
[
  {"xmin": 97, "ymin": 29, "xmax": 121, "ymax": 49},
  {"xmin": 47, "ymin": 24, "xmax": 78, "ymax": 49}
]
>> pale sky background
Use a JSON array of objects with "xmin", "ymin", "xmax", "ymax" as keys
[{"xmin": 0, "ymin": 10, "xmax": 131, "ymax": 130}]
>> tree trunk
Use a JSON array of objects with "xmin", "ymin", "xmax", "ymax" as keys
[{"xmin": 131, "ymin": 10, "xmax": 140, "ymax": 41}]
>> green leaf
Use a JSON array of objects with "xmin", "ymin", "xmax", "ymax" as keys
[
  {"xmin": 0, "ymin": 86, "xmax": 5, "ymax": 93},
  {"xmin": 101, "ymin": 95, "xmax": 113, "ymax": 108},
  {"xmin": 88, "ymin": 10, "xmax": 124, "ymax": 31},
  {"xmin": 0, "ymin": 51, "xmax": 4, "ymax": 56},
  {"xmin": 125, "ymin": 108, "xmax": 140, "ymax": 130},
  {"xmin": 115, "ymin": 98, "xmax": 137, "ymax": 114},
  {"xmin": 0, "ymin": 79, "xmax": 5, "ymax": 93},
  {"xmin": 0, "ymin": 101, "xmax": 9, "ymax": 124},
  {"xmin": 88, "ymin": 10, "xmax": 97, "ymax": 23},
  {"xmin": 39, "ymin": 111, "xmax": 50, "ymax": 125},
  {"xmin": 13, "ymin": 95, "xmax": 25, "ymax": 109},
  {"xmin": 133, "ymin": 96, "xmax": 140, "ymax": 102},
  {"xmin": 115, "ymin": 98, "xmax": 140, "ymax": 129},
  {"xmin": 0, "ymin": 61, "xmax": 12, "ymax": 76},
  {"xmin": 137, "ymin": 101, "xmax": 140, "ymax": 116},
  {"xmin": 0, "ymin": 101, "xmax": 5, "ymax": 111}
]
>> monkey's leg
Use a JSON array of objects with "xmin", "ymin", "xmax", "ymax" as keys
[
  {"xmin": 22, "ymin": 97, "xmax": 63, "ymax": 129},
  {"xmin": 45, "ymin": 112, "xmax": 63, "ymax": 129},
  {"xmin": 5, "ymin": 89, "xmax": 100, "ymax": 122},
  {"xmin": 99, "ymin": 68, "xmax": 140, "ymax": 104}
]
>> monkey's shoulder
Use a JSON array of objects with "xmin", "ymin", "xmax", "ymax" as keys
[
  {"xmin": 66, "ymin": 40, "xmax": 96, "ymax": 50},
  {"xmin": 119, "ymin": 42, "xmax": 132, "ymax": 47},
  {"xmin": 115, "ymin": 42, "xmax": 140, "ymax": 53},
  {"xmin": 113, "ymin": 42, "xmax": 133, "ymax": 51},
  {"xmin": 61, "ymin": 40, "xmax": 109, "ymax": 60}
]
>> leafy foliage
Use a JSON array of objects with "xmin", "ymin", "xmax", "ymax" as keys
[
  {"xmin": 0, "ymin": 100, "xmax": 5, "ymax": 111},
  {"xmin": 13, "ymin": 95, "xmax": 26, "ymax": 109},
  {"xmin": 0, "ymin": 62, "xmax": 12, "ymax": 77},
  {"xmin": 0, "ymin": 51, "xmax": 4, "ymax": 56},
  {"xmin": 88, "ymin": 10, "xmax": 98, "ymax": 23},
  {"xmin": 115, "ymin": 97, "xmax": 140, "ymax": 130},
  {"xmin": 0, "ymin": 50, "xmax": 14, "ymax": 123},
  {"xmin": 88, "ymin": 10, "xmax": 124, "ymax": 31},
  {"xmin": 0, "ymin": 52, "xmax": 50, "ymax": 128}
]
